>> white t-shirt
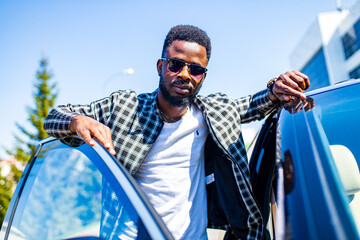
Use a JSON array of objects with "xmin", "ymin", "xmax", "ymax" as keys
[{"xmin": 135, "ymin": 104, "xmax": 209, "ymax": 240}]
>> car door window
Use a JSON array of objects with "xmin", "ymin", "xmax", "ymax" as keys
[
  {"xmin": 6, "ymin": 140, "xmax": 151, "ymax": 240},
  {"xmin": 308, "ymin": 85, "xmax": 360, "ymax": 233}
]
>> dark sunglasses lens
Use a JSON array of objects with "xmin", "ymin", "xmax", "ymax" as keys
[
  {"xmin": 190, "ymin": 65, "xmax": 206, "ymax": 78},
  {"xmin": 166, "ymin": 59, "xmax": 206, "ymax": 79},
  {"xmin": 167, "ymin": 59, "xmax": 184, "ymax": 73}
]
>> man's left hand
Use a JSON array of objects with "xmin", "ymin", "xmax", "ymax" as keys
[{"xmin": 271, "ymin": 71, "xmax": 310, "ymax": 101}]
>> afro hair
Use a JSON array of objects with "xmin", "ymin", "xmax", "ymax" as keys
[{"xmin": 161, "ymin": 25, "xmax": 211, "ymax": 61}]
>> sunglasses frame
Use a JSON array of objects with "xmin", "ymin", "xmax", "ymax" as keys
[{"xmin": 160, "ymin": 58, "xmax": 207, "ymax": 80}]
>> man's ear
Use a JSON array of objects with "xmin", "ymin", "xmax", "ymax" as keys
[{"xmin": 157, "ymin": 59, "xmax": 163, "ymax": 76}]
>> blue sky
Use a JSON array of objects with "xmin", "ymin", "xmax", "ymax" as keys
[{"xmin": 0, "ymin": 0, "xmax": 357, "ymax": 159}]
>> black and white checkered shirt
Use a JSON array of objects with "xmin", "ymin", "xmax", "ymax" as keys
[{"xmin": 44, "ymin": 88, "xmax": 276, "ymax": 239}]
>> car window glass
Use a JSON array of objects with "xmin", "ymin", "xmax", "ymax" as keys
[
  {"xmin": 311, "ymin": 84, "xmax": 360, "ymax": 233},
  {"xmin": 312, "ymin": 84, "xmax": 360, "ymax": 161},
  {"xmin": 7, "ymin": 141, "xmax": 151, "ymax": 240}
]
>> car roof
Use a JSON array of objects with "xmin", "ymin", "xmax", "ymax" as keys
[{"xmin": 306, "ymin": 78, "xmax": 360, "ymax": 97}]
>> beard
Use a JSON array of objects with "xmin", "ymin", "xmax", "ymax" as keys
[{"xmin": 159, "ymin": 76, "xmax": 201, "ymax": 107}]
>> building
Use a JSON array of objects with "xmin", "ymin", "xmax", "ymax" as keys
[{"xmin": 290, "ymin": 1, "xmax": 360, "ymax": 91}]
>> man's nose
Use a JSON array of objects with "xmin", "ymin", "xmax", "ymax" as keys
[{"xmin": 177, "ymin": 65, "xmax": 191, "ymax": 80}]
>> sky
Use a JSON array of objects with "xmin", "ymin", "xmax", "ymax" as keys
[{"xmin": 0, "ymin": 0, "xmax": 358, "ymax": 159}]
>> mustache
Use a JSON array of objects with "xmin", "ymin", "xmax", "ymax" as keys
[{"xmin": 172, "ymin": 80, "xmax": 192, "ymax": 89}]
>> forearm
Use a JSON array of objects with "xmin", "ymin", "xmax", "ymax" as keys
[
  {"xmin": 44, "ymin": 90, "xmax": 133, "ymax": 139},
  {"xmin": 44, "ymin": 106, "xmax": 81, "ymax": 138},
  {"xmin": 238, "ymin": 89, "xmax": 278, "ymax": 123},
  {"xmin": 44, "ymin": 100, "xmax": 105, "ymax": 138},
  {"xmin": 239, "ymin": 71, "xmax": 310, "ymax": 123}
]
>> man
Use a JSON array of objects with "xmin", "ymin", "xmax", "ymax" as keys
[{"xmin": 44, "ymin": 25, "xmax": 309, "ymax": 239}]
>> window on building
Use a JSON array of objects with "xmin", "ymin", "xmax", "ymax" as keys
[
  {"xmin": 342, "ymin": 18, "xmax": 360, "ymax": 59},
  {"xmin": 355, "ymin": 19, "xmax": 360, "ymax": 53},
  {"xmin": 350, "ymin": 64, "xmax": 360, "ymax": 79},
  {"xmin": 301, "ymin": 47, "xmax": 330, "ymax": 91}
]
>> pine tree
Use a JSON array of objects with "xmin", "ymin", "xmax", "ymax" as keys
[
  {"xmin": 0, "ymin": 167, "xmax": 13, "ymax": 225},
  {"xmin": 7, "ymin": 56, "xmax": 57, "ymax": 164},
  {"xmin": 1, "ymin": 57, "xmax": 57, "ymax": 227}
]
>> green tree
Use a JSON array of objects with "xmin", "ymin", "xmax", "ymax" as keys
[
  {"xmin": 0, "ymin": 57, "xmax": 57, "ymax": 226},
  {"xmin": 0, "ymin": 167, "xmax": 13, "ymax": 225},
  {"xmin": 7, "ymin": 56, "xmax": 57, "ymax": 164}
]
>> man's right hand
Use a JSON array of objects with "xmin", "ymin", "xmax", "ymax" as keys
[{"xmin": 70, "ymin": 115, "xmax": 116, "ymax": 155}]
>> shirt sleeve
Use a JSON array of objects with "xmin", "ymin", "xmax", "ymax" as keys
[
  {"xmin": 44, "ymin": 90, "xmax": 132, "ymax": 139},
  {"xmin": 236, "ymin": 89, "xmax": 278, "ymax": 123}
]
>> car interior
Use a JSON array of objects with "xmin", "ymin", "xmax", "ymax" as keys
[{"xmin": 330, "ymin": 144, "xmax": 360, "ymax": 232}]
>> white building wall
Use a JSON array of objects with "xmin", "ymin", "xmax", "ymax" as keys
[
  {"xmin": 318, "ymin": 11, "xmax": 349, "ymax": 84},
  {"xmin": 339, "ymin": 1, "xmax": 360, "ymax": 34},
  {"xmin": 289, "ymin": 19, "xmax": 322, "ymax": 71},
  {"xmin": 339, "ymin": 1, "xmax": 360, "ymax": 76},
  {"xmin": 290, "ymin": 0, "xmax": 360, "ymax": 84}
]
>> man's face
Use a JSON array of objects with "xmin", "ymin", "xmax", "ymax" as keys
[{"xmin": 157, "ymin": 40, "xmax": 208, "ymax": 107}]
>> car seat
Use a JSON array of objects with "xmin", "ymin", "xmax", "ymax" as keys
[{"xmin": 330, "ymin": 144, "xmax": 360, "ymax": 232}]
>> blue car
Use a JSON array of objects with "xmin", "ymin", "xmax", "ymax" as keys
[
  {"xmin": 1, "ymin": 79, "xmax": 359, "ymax": 240},
  {"xmin": 248, "ymin": 79, "xmax": 360, "ymax": 239}
]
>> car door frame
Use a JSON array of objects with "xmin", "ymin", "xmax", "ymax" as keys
[{"xmin": 1, "ymin": 136, "xmax": 174, "ymax": 240}]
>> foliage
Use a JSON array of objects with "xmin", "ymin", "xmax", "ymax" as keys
[
  {"xmin": 7, "ymin": 57, "xmax": 57, "ymax": 163},
  {"xmin": 1, "ymin": 56, "xmax": 57, "ymax": 227},
  {"xmin": 0, "ymin": 166, "xmax": 13, "ymax": 226}
]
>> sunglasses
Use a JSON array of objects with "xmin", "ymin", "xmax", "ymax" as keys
[{"xmin": 160, "ymin": 58, "xmax": 207, "ymax": 80}]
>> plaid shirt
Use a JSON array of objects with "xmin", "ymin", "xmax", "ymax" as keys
[{"xmin": 44, "ymin": 88, "xmax": 276, "ymax": 239}]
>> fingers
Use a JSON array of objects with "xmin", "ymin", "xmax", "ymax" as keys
[
  {"xmin": 71, "ymin": 115, "xmax": 95, "ymax": 145},
  {"xmin": 70, "ymin": 115, "xmax": 116, "ymax": 155},
  {"xmin": 279, "ymin": 74, "xmax": 304, "ymax": 92},
  {"xmin": 293, "ymin": 71, "xmax": 310, "ymax": 90},
  {"xmin": 273, "ymin": 71, "xmax": 310, "ymax": 101},
  {"xmin": 274, "ymin": 80, "xmax": 306, "ymax": 100},
  {"xmin": 82, "ymin": 129, "xmax": 96, "ymax": 146},
  {"xmin": 93, "ymin": 126, "xmax": 116, "ymax": 155}
]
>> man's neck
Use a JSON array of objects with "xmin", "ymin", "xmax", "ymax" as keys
[{"xmin": 157, "ymin": 91, "xmax": 189, "ymax": 123}]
